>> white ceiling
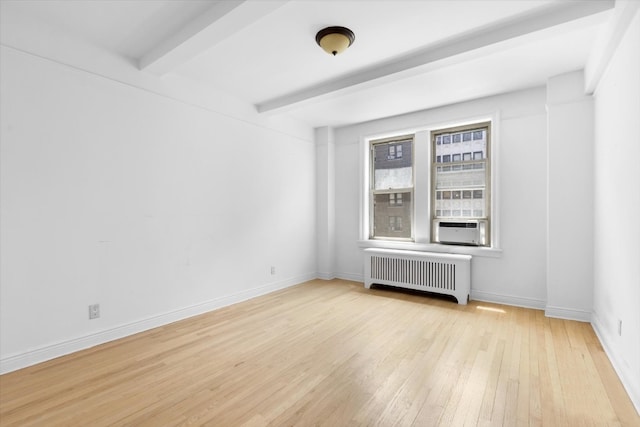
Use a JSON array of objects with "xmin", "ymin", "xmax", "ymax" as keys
[{"xmin": 0, "ymin": 0, "xmax": 615, "ymax": 128}]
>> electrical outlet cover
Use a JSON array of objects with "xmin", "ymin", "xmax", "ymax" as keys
[{"xmin": 89, "ymin": 304, "xmax": 100, "ymax": 319}]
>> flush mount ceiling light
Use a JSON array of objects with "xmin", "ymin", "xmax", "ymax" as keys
[{"xmin": 315, "ymin": 26, "xmax": 355, "ymax": 56}]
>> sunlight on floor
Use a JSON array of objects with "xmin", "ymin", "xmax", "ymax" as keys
[{"xmin": 476, "ymin": 305, "xmax": 507, "ymax": 314}]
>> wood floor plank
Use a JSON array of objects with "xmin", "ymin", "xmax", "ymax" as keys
[
  {"xmin": 1, "ymin": 279, "xmax": 638, "ymax": 426},
  {"xmin": 515, "ymin": 308, "xmax": 532, "ymax": 427}
]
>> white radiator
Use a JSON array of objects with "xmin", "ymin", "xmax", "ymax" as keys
[{"xmin": 364, "ymin": 248, "xmax": 471, "ymax": 305}]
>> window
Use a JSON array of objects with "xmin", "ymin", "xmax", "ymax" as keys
[
  {"xmin": 389, "ymin": 216, "xmax": 403, "ymax": 232},
  {"xmin": 365, "ymin": 120, "xmax": 493, "ymax": 248},
  {"xmin": 389, "ymin": 192, "xmax": 404, "ymax": 206},
  {"xmin": 387, "ymin": 143, "xmax": 403, "ymax": 160},
  {"xmin": 370, "ymin": 136, "xmax": 413, "ymax": 240},
  {"xmin": 432, "ymin": 122, "xmax": 491, "ymax": 244}
]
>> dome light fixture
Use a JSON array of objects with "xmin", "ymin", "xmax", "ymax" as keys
[{"xmin": 315, "ymin": 26, "xmax": 355, "ymax": 56}]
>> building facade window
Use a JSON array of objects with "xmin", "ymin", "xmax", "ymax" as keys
[
  {"xmin": 388, "ymin": 192, "xmax": 404, "ymax": 207},
  {"xmin": 388, "ymin": 144, "xmax": 403, "ymax": 160},
  {"xmin": 389, "ymin": 216, "xmax": 403, "ymax": 232},
  {"xmin": 370, "ymin": 136, "xmax": 414, "ymax": 240}
]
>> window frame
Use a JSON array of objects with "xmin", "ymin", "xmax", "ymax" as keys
[
  {"xmin": 369, "ymin": 134, "xmax": 415, "ymax": 241},
  {"xmin": 430, "ymin": 121, "xmax": 492, "ymax": 246},
  {"xmin": 359, "ymin": 114, "xmax": 501, "ymax": 258}
]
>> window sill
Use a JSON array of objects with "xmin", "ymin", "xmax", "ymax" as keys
[{"xmin": 357, "ymin": 240, "xmax": 502, "ymax": 258}]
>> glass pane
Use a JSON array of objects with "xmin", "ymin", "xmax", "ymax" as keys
[
  {"xmin": 432, "ymin": 125, "xmax": 489, "ymax": 223},
  {"xmin": 436, "ymin": 128, "xmax": 486, "ymax": 165},
  {"xmin": 434, "ymin": 156, "xmax": 486, "ymax": 219},
  {"xmin": 373, "ymin": 140, "xmax": 413, "ymax": 190},
  {"xmin": 373, "ymin": 191, "xmax": 412, "ymax": 239}
]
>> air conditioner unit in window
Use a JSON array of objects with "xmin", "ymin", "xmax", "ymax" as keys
[{"xmin": 435, "ymin": 219, "xmax": 487, "ymax": 246}]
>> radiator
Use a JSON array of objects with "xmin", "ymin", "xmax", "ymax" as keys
[{"xmin": 364, "ymin": 248, "xmax": 472, "ymax": 305}]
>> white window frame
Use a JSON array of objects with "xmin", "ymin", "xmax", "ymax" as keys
[
  {"xmin": 369, "ymin": 135, "xmax": 414, "ymax": 241},
  {"xmin": 431, "ymin": 121, "xmax": 491, "ymax": 244},
  {"xmin": 359, "ymin": 113, "xmax": 502, "ymax": 258}
]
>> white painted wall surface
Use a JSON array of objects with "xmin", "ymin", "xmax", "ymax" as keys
[
  {"xmin": 315, "ymin": 127, "xmax": 335, "ymax": 279},
  {"xmin": 592, "ymin": 10, "xmax": 640, "ymax": 413},
  {"xmin": 546, "ymin": 71, "xmax": 594, "ymax": 321},
  {"xmin": 333, "ymin": 88, "xmax": 549, "ymax": 308},
  {"xmin": 0, "ymin": 47, "xmax": 316, "ymax": 371}
]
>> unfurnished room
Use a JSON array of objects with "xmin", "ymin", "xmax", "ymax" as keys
[{"xmin": 0, "ymin": 0, "xmax": 639, "ymax": 425}]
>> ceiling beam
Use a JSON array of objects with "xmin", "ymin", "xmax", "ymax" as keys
[
  {"xmin": 256, "ymin": 0, "xmax": 614, "ymax": 114},
  {"xmin": 139, "ymin": 0, "xmax": 288, "ymax": 75}
]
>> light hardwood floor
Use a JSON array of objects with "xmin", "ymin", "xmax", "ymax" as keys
[{"xmin": 1, "ymin": 279, "xmax": 638, "ymax": 426}]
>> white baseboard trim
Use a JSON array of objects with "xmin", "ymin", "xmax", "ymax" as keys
[
  {"xmin": 316, "ymin": 272, "xmax": 336, "ymax": 280},
  {"xmin": 470, "ymin": 290, "xmax": 545, "ymax": 310},
  {"xmin": 336, "ymin": 272, "xmax": 364, "ymax": 283},
  {"xmin": 592, "ymin": 313, "xmax": 640, "ymax": 415},
  {"xmin": 544, "ymin": 305, "xmax": 591, "ymax": 322},
  {"xmin": 0, "ymin": 273, "xmax": 315, "ymax": 375}
]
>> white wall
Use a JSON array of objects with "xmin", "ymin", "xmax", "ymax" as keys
[
  {"xmin": 333, "ymin": 88, "xmax": 549, "ymax": 308},
  {"xmin": 546, "ymin": 71, "xmax": 594, "ymax": 321},
  {"xmin": 592, "ymin": 9, "xmax": 640, "ymax": 413},
  {"xmin": 0, "ymin": 47, "xmax": 316, "ymax": 372},
  {"xmin": 316, "ymin": 127, "xmax": 336, "ymax": 280}
]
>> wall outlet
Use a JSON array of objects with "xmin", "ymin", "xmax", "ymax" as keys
[
  {"xmin": 270, "ymin": 266, "xmax": 276, "ymax": 275},
  {"xmin": 89, "ymin": 304, "xmax": 100, "ymax": 320}
]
